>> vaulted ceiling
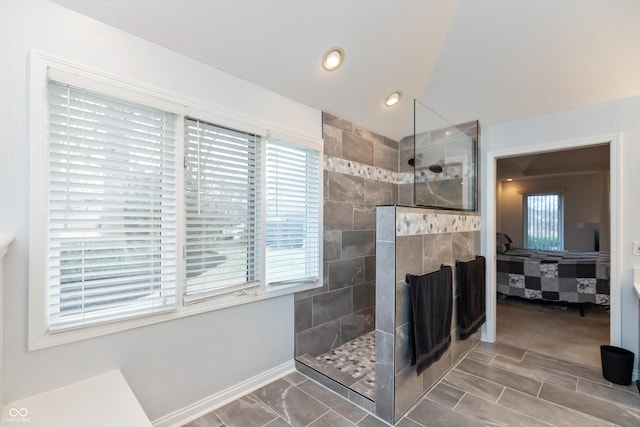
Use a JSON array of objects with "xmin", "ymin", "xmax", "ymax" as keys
[{"xmin": 50, "ymin": 0, "xmax": 640, "ymax": 141}]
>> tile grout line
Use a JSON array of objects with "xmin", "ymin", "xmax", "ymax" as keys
[
  {"xmin": 495, "ymin": 386, "xmax": 507, "ymax": 404},
  {"xmin": 296, "ymin": 383, "xmax": 335, "ymax": 414},
  {"xmin": 450, "ymin": 391, "xmax": 467, "ymax": 411}
]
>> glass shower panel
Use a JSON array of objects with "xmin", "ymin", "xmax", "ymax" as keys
[{"xmin": 414, "ymin": 100, "xmax": 478, "ymax": 211}]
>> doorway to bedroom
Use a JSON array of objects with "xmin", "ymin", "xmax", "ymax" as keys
[{"xmin": 494, "ymin": 143, "xmax": 611, "ymax": 368}]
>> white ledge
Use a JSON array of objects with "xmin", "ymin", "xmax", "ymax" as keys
[
  {"xmin": 634, "ymin": 268, "xmax": 640, "ymax": 299},
  {"xmin": 2, "ymin": 370, "xmax": 151, "ymax": 426}
]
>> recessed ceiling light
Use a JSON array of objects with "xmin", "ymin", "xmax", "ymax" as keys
[
  {"xmin": 507, "ymin": 178, "xmax": 513, "ymax": 182},
  {"xmin": 385, "ymin": 91, "xmax": 401, "ymax": 107},
  {"xmin": 322, "ymin": 47, "xmax": 345, "ymax": 71}
]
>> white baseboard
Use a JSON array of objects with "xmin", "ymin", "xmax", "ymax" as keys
[{"xmin": 152, "ymin": 360, "xmax": 296, "ymax": 427}]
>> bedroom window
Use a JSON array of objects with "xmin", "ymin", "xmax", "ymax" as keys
[{"xmin": 524, "ymin": 192, "xmax": 563, "ymax": 250}]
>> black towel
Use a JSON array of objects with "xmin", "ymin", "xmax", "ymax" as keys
[
  {"xmin": 407, "ymin": 266, "xmax": 452, "ymax": 376},
  {"xmin": 456, "ymin": 256, "xmax": 486, "ymax": 340}
]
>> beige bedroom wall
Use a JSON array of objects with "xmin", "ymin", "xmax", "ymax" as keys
[{"xmin": 497, "ymin": 173, "xmax": 606, "ymax": 251}]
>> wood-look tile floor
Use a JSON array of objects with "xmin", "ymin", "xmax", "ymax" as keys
[{"xmin": 184, "ymin": 341, "xmax": 640, "ymax": 427}]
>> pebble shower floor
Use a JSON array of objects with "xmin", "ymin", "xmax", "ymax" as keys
[{"xmin": 315, "ymin": 330, "xmax": 376, "ymax": 400}]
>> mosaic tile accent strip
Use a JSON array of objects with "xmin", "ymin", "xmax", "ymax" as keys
[
  {"xmin": 323, "ymin": 156, "xmax": 468, "ymax": 185},
  {"xmin": 324, "ymin": 155, "xmax": 397, "ymax": 184},
  {"xmin": 396, "ymin": 212, "xmax": 480, "ymax": 236},
  {"xmin": 397, "ymin": 171, "xmax": 413, "ymax": 185}
]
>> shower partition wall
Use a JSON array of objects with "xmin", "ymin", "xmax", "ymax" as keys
[{"xmin": 375, "ymin": 206, "xmax": 481, "ymax": 423}]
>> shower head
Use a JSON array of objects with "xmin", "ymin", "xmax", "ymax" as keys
[{"xmin": 428, "ymin": 164, "xmax": 443, "ymax": 173}]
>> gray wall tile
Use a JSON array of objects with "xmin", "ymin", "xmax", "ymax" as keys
[
  {"xmin": 394, "ymin": 364, "xmax": 423, "ymax": 420},
  {"xmin": 374, "ymin": 142, "xmax": 398, "ymax": 172},
  {"xmin": 396, "ymin": 235, "xmax": 423, "ymax": 281},
  {"xmin": 354, "ymin": 204, "xmax": 376, "ymax": 230},
  {"xmin": 341, "ymin": 307, "xmax": 375, "ymax": 343},
  {"xmin": 422, "ymin": 348, "xmax": 453, "ymax": 393},
  {"xmin": 313, "ymin": 287, "xmax": 353, "ymax": 326},
  {"xmin": 353, "ymin": 281, "xmax": 376, "ymax": 311},
  {"xmin": 323, "ymin": 231, "xmax": 342, "ymax": 262},
  {"xmin": 375, "ymin": 241, "xmax": 395, "ymax": 334},
  {"xmin": 395, "ymin": 280, "xmax": 410, "ymax": 327},
  {"xmin": 323, "ymin": 112, "xmax": 352, "ymax": 132},
  {"xmin": 323, "ymin": 123, "xmax": 342, "ymax": 157},
  {"xmin": 328, "ymin": 257, "xmax": 365, "ymax": 290},
  {"xmin": 324, "ymin": 201, "xmax": 353, "ymax": 231},
  {"xmin": 375, "ymin": 330, "xmax": 395, "ymax": 424},
  {"xmin": 395, "ymin": 321, "xmax": 411, "ymax": 374},
  {"xmin": 365, "ymin": 179, "xmax": 394, "ymax": 205},
  {"xmin": 422, "ymin": 233, "xmax": 453, "ymax": 273},
  {"xmin": 295, "ymin": 297, "xmax": 312, "ymax": 332},
  {"xmin": 328, "ymin": 172, "xmax": 365, "ymax": 203},
  {"xmin": 382, "ymin": 136, "xmax": 399, "ymax": 149},
  {"xmin": 294, "ymin": 276, "xmax": 328, "ymax": 301},
  {"xmin": 452, "ymin": 231, "xmax": 478, "ymax": 262},
  {"xmin": 376, "ymin": 206, "xmax": 396, "ymax": 243},
  {"xmin": 323, "ymin": 170, "xmax": 329, "ymax": 200},
  {"xmin": 354, "ymin": 126, "xmax": 383, "ymax": 144},
  {"xmin": 364, "ymin": 255, "xmax": 376, "ymax": 282},
  {"xmin": 343, "ymin": 133, "xmax": 374, "ymax": 166},
  {"xmin": 342, "ymin": 230, "xmax": 375, "ymax": 259},
  {"xmin": 398, "ymin": 183, "xmax": 413, "ymax": 207},
  {"xmin": 399, "ymin": 147, "xmax": 414, "ymax": 173},
  {"xmin": 295, "ymin": 319, "xmax": 341, "ymax": 357}
]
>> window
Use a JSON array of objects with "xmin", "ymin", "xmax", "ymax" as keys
[
  {"xmin": 183, "ymin": 119, "xmax": 320, "ymax": 303},
  {"xmin": 29, "ymin": 55, "xmax": 322, "ymax": 348},
  {"xmin": 46, "ymin": 81, "xmax": 178, "ymax": 331},
  {"xmin": 264, "ymin": 140, "xmax": 320, "ymax": 286},
  {"xmin": 183, "ymin": 119, "xmax": 259, "ymax": 301},
  {"xmin": 524, "ymin": 192, "xmax": 563, "ymax": 250}
]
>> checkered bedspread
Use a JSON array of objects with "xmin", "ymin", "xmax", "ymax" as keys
[{"xmin": 496, "ymin": 249, "xmax": 610, "ymax": 305}]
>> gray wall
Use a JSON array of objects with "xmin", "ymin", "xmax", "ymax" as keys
[
  {"xmin": 294, "ymin": 113, "xmax": 399, "ymax": 357},
  {"xmin": 376, "ymin": 206, "xmax": 481, "ymax": 423}
]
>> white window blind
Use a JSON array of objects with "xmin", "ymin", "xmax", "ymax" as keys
[
  {"xmin": 184, "ymin": 118, "xmax": 259, "ymax": 301},
  {"xmin": 47, "ymin": 80, "xmax": 178, "ymax": 331},
  {"xmin": 265, "ymin": 140, "xmax": 320, "ymax": 286},
  {"xmin": 524, "ymin": 192, "xmax": 563, "ymax": 250}
]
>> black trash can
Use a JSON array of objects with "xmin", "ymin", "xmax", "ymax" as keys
[{"xmin": 600, "ymin": 345, "xmax": 634, "ymax": 385}]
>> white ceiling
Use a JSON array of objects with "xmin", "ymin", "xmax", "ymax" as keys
[{"xmin": 50, "ymin": 0, "xmax": 640, "ymax": 141}]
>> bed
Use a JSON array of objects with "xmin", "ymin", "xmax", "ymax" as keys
[{"xmin": 496, "ymin": 247, "xmax": 610, "ymax": 306}]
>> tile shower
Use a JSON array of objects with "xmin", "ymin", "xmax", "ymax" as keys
[{"xmin": 294, "ymin": 113, "xmax": 482, "ymax": 425}]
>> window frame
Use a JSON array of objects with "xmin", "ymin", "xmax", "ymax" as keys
[
  {"xmin": 523, "ymin": 191, "xmax": 564, "ymax": 250},
  {"xmin": 28, "ymin": 51, "xmax": 323, "ymax": 351}
]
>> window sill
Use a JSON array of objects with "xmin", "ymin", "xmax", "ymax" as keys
[{"xmin": 28, "ymin": 281, "xmax": 322, "ymax": 351}]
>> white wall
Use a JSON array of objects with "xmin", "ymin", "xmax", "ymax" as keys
[
  {"xmin": 498, "ymin": 173, "xmax": 605, "ymax": 251},
  {"xmin": 0, "ymin": 237, "xmax": 14, "ymax": 409},
  {"xmin": 0, "ymin": 0, "xmax": 321, "ymax": 419},
  {"xmin": 483, "ymin": 96, "xmax": 640, "ymax": 372}
]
